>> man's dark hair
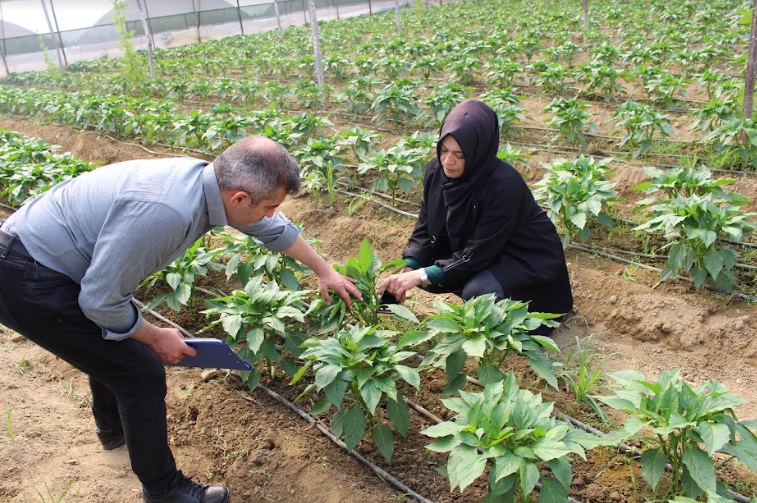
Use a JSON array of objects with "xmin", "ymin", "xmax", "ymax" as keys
[{"xmin": 214, "ymin": 136, "xmax": 301, "ymax": 204}]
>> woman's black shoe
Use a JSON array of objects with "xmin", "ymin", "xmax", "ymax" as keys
[{"xmin": 142, "ymin": 471, "xmax": 230, "ymax": 503}]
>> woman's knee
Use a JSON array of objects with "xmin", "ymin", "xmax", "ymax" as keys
[{"xmin": 461, "ymin": 269, "xmax": 504, "ymax": 300}]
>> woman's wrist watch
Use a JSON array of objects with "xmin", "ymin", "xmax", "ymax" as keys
[{"xmin": 418, "ymin": 268, "xmax": 430, "ymax": 287}]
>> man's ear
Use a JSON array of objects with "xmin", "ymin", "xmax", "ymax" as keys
[{"xmin": 227, "ymin": 190, "xmax": 249, "ymax": 207}]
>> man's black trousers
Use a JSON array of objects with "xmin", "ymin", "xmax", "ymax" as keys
[{"xmin": 0, "ymin": 232, "xmax": 177, "ymax": 493}]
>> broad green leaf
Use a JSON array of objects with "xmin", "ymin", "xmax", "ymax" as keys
[
  {"xmin": 386, "ymin": 396, "xmax": 409, "ymax": 436},
  {"xmin": 315, "ymin": 364, "xmax": 342, "ymax": 390},
  {"xmin": 682, "ymin": 446, "xmax": 716, "ymax": 493},
  {"xmin": 538, "ymin": 476, "xmax": 568, "ymax": 503},
  {"xmin": 394, "ymin": 365, "xmax": 420, "ymax": 390},
  {"xmin": 519, "ymin": 462, "xmax": 540, "ymax": 495},
  {"xmin": 221, "ymin": 314, "xmax": 242, "ymax": 337},
  {"xmin": 640, "ymin": 448, "xmax": 667, "ymax": 491},
  {"xmin": 360, "ymin": 379, "xmax": 382, "ymax": 415},
  {"xmin": 477, "ymin": 361, "xmax": 505, "ymax": 386},
  {"xmin": 547, "ymin": 457, "xmax": 572, "ymax": 489},
  {"xmin": 698, "ymin": 422, "xmax": 731, "ymax": 456},
  {"xmin": 491, "ymin": 452, "xmax": 522, "ymax": 482},
  {"xmin": 422, "ymin": 421, "xmax": 462, "ymax": 438},
  {"xmin": 342, "ymin": 405, "xmax": 367, "ymax": 452},
  {"xmin": 371, "ymin": 423, "xmax": 394, "ymax": 462},
  {"xmin": 385, "ymin": 303, "xmax": 419, "ymax": 323},
  {"xmin": 448, "ymin": 444, "xmax": 487, "ymax": 491}
]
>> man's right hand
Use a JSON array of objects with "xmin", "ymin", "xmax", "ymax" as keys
[{"xmin": 132, "ymin": 321, "xmax": 197, "ymax": 364}]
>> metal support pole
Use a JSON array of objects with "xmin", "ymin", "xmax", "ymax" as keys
[
  {"xmin": 0, "ymin": 2, "xmax": 9, "ymax": 75},
  {"xmin": 273, "ymin": 0, "xmax": 283, "ymax": 34},
  {"xmin": 743, "ymin": 0, "xmax": 757, "ymax": 119},
  {"xmin": 236, "ymin": 0, "xmax": 245, "ymax": 35},
  {"xmin": 307, "ymin": 0, "xmax": 324, "ymax": 90},
  {"xmin": 135, "ymin": 0, "xmax": 155, "ymax": 79},
  {"xmin": 47, "ymin": 0, "xmax": 68, "ymax": 66},
  {"xmin": 40, "ymin": 0, "xmax": 65, "ymax": 70}
]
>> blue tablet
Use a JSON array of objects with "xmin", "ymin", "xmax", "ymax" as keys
[{"xmin": 168, "ymin": 338, "xmax": 252, "ymax": 371}]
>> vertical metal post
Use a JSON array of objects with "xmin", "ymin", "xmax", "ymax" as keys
[
  {"xmin": 394, "ymin": 0, "xmax": 400, "ymax": 33},
  {"xmin": 47, "ymin": 0, "xmax": 68, "ymax": 66},
  {"xmin": 582, "ymin": 0, "xmax": 589, "ymax": 31},
  {"xmin": 135, "ymin": 0, "xmax": 155, "ymax": 79},
  {"xmin": 743, "ymin": 0, "xmax": 757, "ymax": 119},
  {"xmin": 40, "ymin": 0, "xmax": 65, "ymax": 70},
  {"xmin": 368, "ymin": 0, "xmax": 372, "ymax": 15},
  {"xmin": 0, "ymin": 2, "xmax": 9, "ymax": 75},
  {"xmin": 236, "ymin": 0, "xmax": 245, "ymax": 35},
  {"xmin": 302, "ymin": 0, "xmax": 307, "ymax": 24},
  {"xmin": 195, "ymin": 0, "xmax": 202, "ymax": 42},
  {"xmin": 142, "ymin": 0, "xmax": 155, "ymax": 48},
  {"xmin": 273, "ymin": 0, "xmax": 283, "ymax": 34},
  {"xmin": 307, "ymin": 0, "xmax": 324, "ymax": 90}
]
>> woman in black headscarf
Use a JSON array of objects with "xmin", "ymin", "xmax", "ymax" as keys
[{"xmin": 377, "ymin": 99, "xmax": 572, "ymax": 333}]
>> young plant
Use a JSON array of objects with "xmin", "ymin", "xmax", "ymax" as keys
[
  {"xmin": 306, "ymin": 239, "xmax": 408, "ymax": 334},
  {"xmin": 370, "ymin": 79, "xmax": 423, "ymax": 125},
  {"xmin": 633, "ymin": 194, "xmax": 756, "ymax": 291},
  {"xmin": 544, "ymin": 97, "xmax": 595, "ymax": 148},
  {"xmin": 597, "ymin": 369, "xmax": 757, "ymax": 500},
  {"xmin": 533, "ymin": 156, "xmax": 617, "ymax": 247},
  {"xmin": 139, "ymin": 237, "xmax": 225, "ymax": 312},
  {"xmin": 293, "ymin": 324, "xmax": 421, "ymax": 462},
  {"xmin": 295, "ymin": 137, "xmax": 348, "ymax": 207},
  {"xmin": 634, "ymin": 165, "xmax": 749, "ymax": 206},
  {"xmin": 216, "ymin": 231, "xmax": 310, "ymax": 291},
  {"xmin": 422, "ymin": 374, "xmax": 604, "ymax": 502},
  {"xmin": 357, "ymin": 145, "xmax": 418, "ymax": 206},
  {"xmin": 201, "ymin": 275, "xmax": 310, "ymax": 390},
  {"xmin": 423, "ymin": 83, "xmax": 468, "ymax": 124},
  {"xmin": 613, "ymin": 100, "xmax": 675, "ymax": 158},
  {"xmin": 421, "ymin": 293, "xmax": 561, "ymax": 394},
  {"xmin": 704, "ymin": 117, "xmax": 757, "ymax": 170}
]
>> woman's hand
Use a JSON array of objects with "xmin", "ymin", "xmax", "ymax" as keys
[{"xmin": 376, "ymin": 269, "xmax": 424, "ymax": 304}]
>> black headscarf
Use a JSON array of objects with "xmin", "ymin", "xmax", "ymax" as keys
[{"xmin": 437, "ymin": 99, "xmax": 501, "ymax": 250}]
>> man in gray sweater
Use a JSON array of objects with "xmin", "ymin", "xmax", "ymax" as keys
[{"xmin": 0, "ymin": 135, "xmax": 360, "ymax": 503}]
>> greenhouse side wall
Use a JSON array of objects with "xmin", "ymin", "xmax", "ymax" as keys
[{"xmin": 0, "ymin": 0, "xmax": 416, "ymax": 76}]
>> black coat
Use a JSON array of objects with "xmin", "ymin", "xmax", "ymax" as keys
[{"xmin": 403, "ymin": 157, "xmax": 573, "ymax": 315}]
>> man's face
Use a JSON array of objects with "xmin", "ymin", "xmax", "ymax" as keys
[{"xmin": 229, "ymin": 186, "xmax": 288, "ymax": 227}]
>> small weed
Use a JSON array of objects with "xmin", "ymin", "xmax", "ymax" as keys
[
  {"xmin": 620, "ymin": 264, "xmax": 640, "ymax": 282},
  {"xmin": 32, "ymin": 479, "xmax": 76, "ymax": 503},
  {"xmin": 178, "ymin": 384, "xmax": 194, "ymax": 399},
  {"xmin": 17, "ymin": 358, "xmax": 32, "ymax": 373},
  {"xmin": 558, "ymin": 334, "xmax": 611, "ymax": 423},
  {"xmin": 4, "ymin": 408, "xmax": 14, "ymax": 442}
]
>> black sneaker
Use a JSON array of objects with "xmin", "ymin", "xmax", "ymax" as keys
[{"xmin": 142, "ymin": 471, "xmax": 229, "ymax": 503}]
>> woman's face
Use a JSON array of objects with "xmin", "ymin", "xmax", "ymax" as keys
[{"xmin": 439, "ymin": 135, "xmax": 465, "ymax": 179}]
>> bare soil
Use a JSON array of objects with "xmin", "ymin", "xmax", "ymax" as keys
[{"xmin": 1, "ymin": 117, "xmax": 756, "ymax": 502}]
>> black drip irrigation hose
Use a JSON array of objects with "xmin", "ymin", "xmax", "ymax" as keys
[{"xmin": 251, "ymin": 386, "xmax": 435, "ymax": 503}]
